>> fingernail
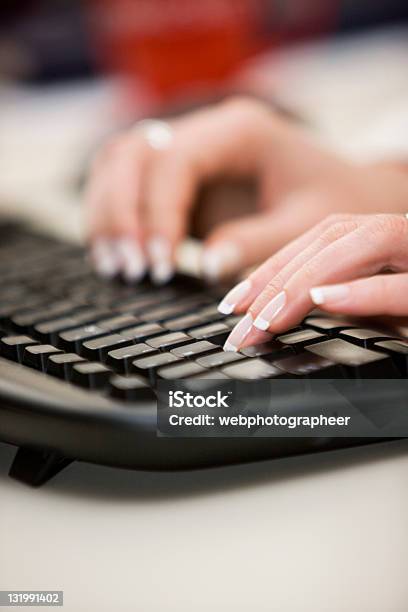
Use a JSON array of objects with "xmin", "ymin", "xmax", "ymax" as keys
[
  {"xmin": 310, "ymin": 284, "xmax": 350, "ymax": 305},
  {"xmin": 116, "ymin": 238, "xmax": 146, "ymax": 282},
  {"xmin": 92, "ymin": 238, "xmax": 121, "ymax": 278},
  {"xmin": 218, "ymin": 279, "xmax": 252, "ymax": 315},
  {"xmin": 147, "ymin": 236, "xmax": 174, "ymax": 285},
  {"xmin": 254, "ymin": 291, "xmax": 287, "ymax": 331},
  {"xmin": 223, "ymin": 313, "xmax": 253, "ymax": 352},
  {"xmin": 202, "ymin": 242, "xmax": 242, "ymax": 282}
]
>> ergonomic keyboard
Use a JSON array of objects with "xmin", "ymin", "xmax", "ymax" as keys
[{"xmin": 0, "ymin": 224, "xmax": 406, "ymax": 486}]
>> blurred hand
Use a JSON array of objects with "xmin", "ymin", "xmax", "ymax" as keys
[
  {"xmin": 85, "ymin": 96, "xmax": 408, "ymax": 284},
  {"xmin": 219, "ymin": 213, "xmax": 408, "ymax": 351}
]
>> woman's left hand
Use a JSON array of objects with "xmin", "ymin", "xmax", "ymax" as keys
[{"xmin": 219, "ymin": 213, "xmax": 408, "ymax": 352}]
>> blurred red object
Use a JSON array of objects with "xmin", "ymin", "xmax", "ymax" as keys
[{"xmin": 88, "ymin": 0, "xmax": 263, "ymax": 112}]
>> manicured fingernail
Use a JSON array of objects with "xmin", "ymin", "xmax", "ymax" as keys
[
  {"xmin": 117, "ymin": 238, "xmax": 146, "ymax": 282},
  {"xmin": 310, "ymin": 284, "xmax": 350, "ymax": 305},
  {"xmin": 92, "ymin": 238, "xmax": 120, "ymax": 278},
  {"xmin": 254, "ymin": 291, "xmax": 287, "ymax": 331},
  {"xmin": 147, "ymin": 236, "xmax": 174, "ymax": 285},
  {"xmin": 223, "ymin": 313, "xmax": 253, "ymax": 352},
  {"xmin": 218, "ymin": 279, "xmax": 251, "ymax": 315},
  {"xmin": 202, "ymin": 242, "xmax": 242, "ymax": 281}
]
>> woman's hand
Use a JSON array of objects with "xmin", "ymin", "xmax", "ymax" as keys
[
  {"xmin": 220, "ymin": 213, "xmax": 408, "ymax": 352},
  {"xmin": 85, "ymin": 96, "xmax": 408, "ymax": 284}
]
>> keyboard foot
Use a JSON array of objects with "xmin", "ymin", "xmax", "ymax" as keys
[{"xmin": 9, "ymin": 447, "xmax": 74, "ymax": 487}]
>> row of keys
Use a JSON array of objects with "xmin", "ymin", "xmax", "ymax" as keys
[{"xmin": 1, "ymin": 320, "xmax": 406, "ymax": 386}]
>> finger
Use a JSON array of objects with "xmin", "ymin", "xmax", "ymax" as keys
[
  {"xmin": 144, "ymin": 98, "xmax": 274, "ymax": 283},
  {"xmin": 247, "ymin": 214, "xmax": 408, "ymax": 339},
  {"xmin": 144, "ymin": 148, "xmax": 197, "ymax": 284},
  {"xmin": 85, "ymin": 137, "xmax": 149, "ymax": 281},
  {"xmin": 225, "ymin": 214, "xmax": 408, "ymax": 350},
  {"xmin": 217, "ymin": 212, "xmax": 364, "ymax": 312},
  {"xmin": 85, "ymin": 154, "xmax": 122, "ymax": 278},
  {"xmin": 310, "ymin": 273, "xmax": 408, "ymax": 316},
  {"xmin": 221, "ymin": 215, "xmax": 363, "ymax": 351}
]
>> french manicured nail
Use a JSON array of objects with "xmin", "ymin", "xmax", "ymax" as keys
[
  {"xmin": 310, "ymin": 284, "xmax": 350, "ymax": 305},
  {"xmin": 202, "ymin": 242, "xmax": 242, "ymax": 281},
  {"xmin": 218, "ymin": 279, "xmax": 251, "ymax": 315},
  {"xmin": 92, "ymin": 238, "xmax": 120, "ymax": 278},
  {"xmin": 147, "ymin": 236, "xmax": 174, "ymax": 285},
  {"xmin": 117, "ymin": 238, "xmax": 146, "ymax": 282},
  {"xmin": 223, "ymin": 313, "xmax": 253, "ymax": 352},
  {"xmin": 254, "ymin": 291, "xmax": 287, "ymax": 331}
]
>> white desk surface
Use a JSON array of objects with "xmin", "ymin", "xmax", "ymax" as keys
[
  {"xmin": 1, "ymin": 440, "xmax": 408, "ymax": 611},
  {"xmin": 1, "ymin": 26, "xmax": 408, "ymax": 612}
]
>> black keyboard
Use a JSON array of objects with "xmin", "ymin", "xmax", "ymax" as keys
[{"xmin": 0, "ymin": 224, "xmax": 406, "ymax": 486}]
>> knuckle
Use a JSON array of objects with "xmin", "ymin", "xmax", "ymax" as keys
[
  {"xmin": 249, "ymin": 277, "xmax": 284, "ymax": 315},
  {"xmin": 319, "ymin": 220, "xmax": 358, "ymax": 246},
  {"xmin": 370, "ymin": 214, "xmax": 407, "ymax": 238}
]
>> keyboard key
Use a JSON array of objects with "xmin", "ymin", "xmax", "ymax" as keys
[
  {"xmin": 164, "ymin": 306, "xmax": 221, "ymax": 331},
  {"xmin": 71, "ymin": 362, "xmax": 112, "ymax": 389},
  {"xmin": 224, "ymin": 315, "xmax": 243, "ymax": 328},
  {"xmin": 339, "ymin": 328, "xmax": 390, "ymax": 348},
  {"xmin": 188, "ymin": 322, "xmax": 230, "ymax": 344},
  {"xmin": 222, "ymin": 358, "xmax": 284, "ymax": 380},
  {"xmin": 106, "ymin": 343, "xmax": 156, "ymax": 373},
  {"xmin": 196, "ymin": 350, "xmax": 245, "ymax": 368},
  {"xmin": 241, "ymin": 339, "xmax": 292, "ymax": 359},
  {"xmin": 46, "ymin": 353, "xmax": 85, "ymax": 379},
  {"xmin": 273, "ymin": 352, "xmax": 344, "ymax": 378},
  {"xmin": 113, "ymin": 288, "xmax": 180, "ymax": 313},
  {"xmin": 81, "ymin": 334, "xmax": 131, "ymax": 360},
  {"xmin": 120, "ymin": 322, "xmax": 164, "ymax": 342},
  {"xmin": 108, "ymin": 375, "xmax": 155, "ymax": 402},
  {"xmin": 190, "ymin": 370, "xmax": 230, "ymax": 380},
  {"xmin": 22, "ymin": 344, "xmax": 62, "ymax": 371},
  {"xmin": 132, "ymin": 352, "xmax": 180, "ymax": 383},
  {"xmin": 163, "ymin": 313, "xmax": 207, "ymax": 331},
  {"xmin": 35, "ymin": 316, "xmax": 86, "ymax": 344},
  {"xmin": 374, "ymin": 340, "xmax": 408, "ymax": 376},
  {"xmin": 0, "ymin": 335, "xmax": 38, "ymax": 362},
  {"xmin": 97, "ymin": 314, "xmax": 139, "ymax": 331},
  {"xmin": 146, "ymin": 332, "xmax": 191, "ymax": 351},
  {"xmin": 171, "ymin": 341, "xmax": 218, "ymax": 359},
  {"xmin": 304, "ymin": 317, "xmax": 358, "ymax": 334},
  {"xmin": 11, "ymin": 302, "xmax": 78, "ymax": 331},
  {"xmin": 157, "ymin": 361, "xmax": 207, "ymax": 379},
  {"xmin": 277, "ymin": 329, "xmax": 326, "ymax": 350},
  {"xmin": 140, "ymin": 299, "xmax": 207, "ymax": 323},
  {"xmin": 38, "ymin": 308, "xmax": 112, "ymax": 343},
  {"xmin": 58, "ymin": 325, "xmax": 106, "ymax": 352},
  {"xmin": 306, "ymin": 339, "xmax": 398, "ymax": 378}
]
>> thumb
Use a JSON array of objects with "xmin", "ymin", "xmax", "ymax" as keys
[{"xmin": 201, "ymin": 208, "xmax": 302, "ymax": 282}]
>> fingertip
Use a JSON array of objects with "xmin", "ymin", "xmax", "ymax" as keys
[
  {"xmin": 147, "ymin": 236, "xmax": 175, "ymax": 285},
  {"xmin": 217, "ymin": 279, "xmax": 252, "ymax": 315},
  {"xmin": 201, "ymin": 241, "xmax": 242, "ymax": 282},
  {"xmin": 91, "ymin": 238, "xmax": 121, "ymax": 279},
  {"xmin": 116, "ymin": 237, "xmax": 147, "ymax": 283}
]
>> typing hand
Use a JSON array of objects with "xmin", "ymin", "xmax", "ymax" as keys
[
  {"xmin": 85, "ymin": 97, "xmax": 408, "ymax": 284},
  {"xmin": 220, "ymin": 214, "xmax": 408, "ymax": 351}
]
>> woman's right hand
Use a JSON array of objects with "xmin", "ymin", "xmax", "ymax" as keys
[{"xmin": 84, "ymin": 96, "xmax": 408, "ymax": 284}]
